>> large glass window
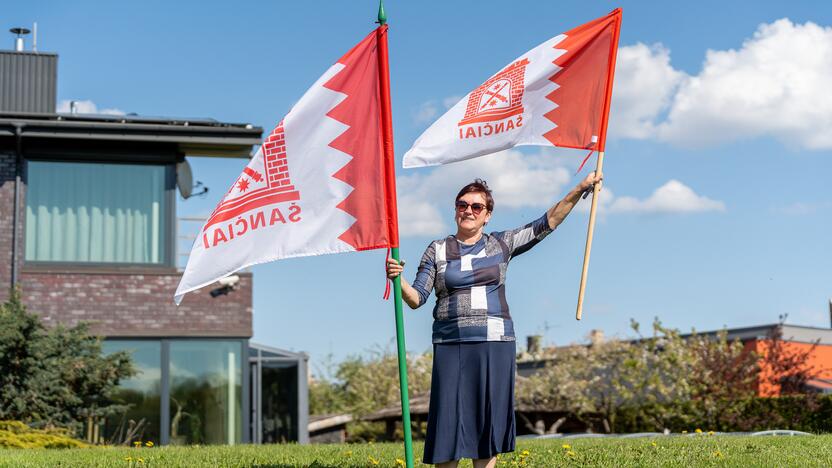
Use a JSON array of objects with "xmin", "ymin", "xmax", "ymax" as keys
[
  {"xmin": 260, "ymin": 363, "xmax": 298, "ymax": 443},
  {"xmin": 101, "ymin": 341, "xmax": 162, "ymax": 444},
  {"xmin": 169, "ymin": 341, "xmax": 243, "ymax": 445},
  {"xmin": 25, "ymin": 161, "xmax": 168, "ymax": 264}
]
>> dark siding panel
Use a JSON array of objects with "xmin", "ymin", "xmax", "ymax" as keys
[{"xmin": 0, "ymin": 51, "xmax": 57, "ymax": 113}]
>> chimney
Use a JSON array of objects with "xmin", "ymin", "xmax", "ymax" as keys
[
  {"xmin": 10, "ymin": 27, "xmax": 30, "ymax": 52},
  {"xmin": 1, "ymin": 27, "xmax": 57, "ymax": 113},
  {"xmin": 526, "ymin": 335, "xmax": 542, "ymax": 354},
  {"xmin": 589, "ymin": 329, "xmax": 604, "ymax": 346}
]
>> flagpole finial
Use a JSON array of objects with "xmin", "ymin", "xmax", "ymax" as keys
[{"xmin": 377, "ymin": 0, "xmax": 387, "ymax": 25}]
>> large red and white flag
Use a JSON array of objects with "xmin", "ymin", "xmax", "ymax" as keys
[
  {"xmin": 403, "ymin": 8, "xmax": 622, "ymax": 168},
  {"xmin": 175, "ymin": 28, "xmax": 398, "ymax": 304}
]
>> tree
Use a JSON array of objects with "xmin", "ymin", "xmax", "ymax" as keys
[
  {"xmin": 758, "ymin": 315, "xmax": 822, "ymax": 396},
  {"xmin": 309, "ymin": 343, "xmax": 433, "ymax": 441},
  {"xmin": 0, "ymin": 288, "xmax": 134, "ymax": 437}
]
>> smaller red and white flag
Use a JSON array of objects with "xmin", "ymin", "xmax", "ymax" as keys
[
  {"xmin": 403, "ymin": 8, "xmax": 622, "ymax": 168},
  {"xmin": 175, "ymin": 28, "xmax": 398, "ymax": 304}
]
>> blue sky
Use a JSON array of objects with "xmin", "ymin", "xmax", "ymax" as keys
[{"xmin": 7, "ymin": 1, "xmax": 832, "ymax": 368}]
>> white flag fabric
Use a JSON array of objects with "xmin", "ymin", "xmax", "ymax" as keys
[
  {"xmin": 175, "ymin": 29, "xmax": 396, "ymax": 304},
  {"xmin": 403, "ymin": 9, "xmax": 621, "ymax": 168}
]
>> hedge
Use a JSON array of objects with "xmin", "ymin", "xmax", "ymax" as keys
[{"xmin": 614, "ymin": 394, "xmax": 832, "ymax": 433}]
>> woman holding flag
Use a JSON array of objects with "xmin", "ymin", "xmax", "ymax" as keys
[{"xmin": 386, "ymin": 170, "xmax": 601, "ymax": 467}]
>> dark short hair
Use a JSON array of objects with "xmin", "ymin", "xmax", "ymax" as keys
[{"xmin": 455, "ymin": 178, "xmax": 494, "ymax": 212}]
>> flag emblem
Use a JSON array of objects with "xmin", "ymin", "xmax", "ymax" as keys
[
  {"xmin": 203, "ymin": 121, "xmax": 300, "ymax": 232},
  {"xmin": 459, "ymin": 58, "xmax": 529, "ymax": 127}
]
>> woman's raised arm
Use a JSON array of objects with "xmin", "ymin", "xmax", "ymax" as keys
[{"xmin": 546, "ymin": 170, "xmax": 603, "ymax": 230}]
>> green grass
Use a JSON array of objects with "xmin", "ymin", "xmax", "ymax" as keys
[{"xmin": 2, "ymin": 435, "xmax": 831, "ymax": 467}]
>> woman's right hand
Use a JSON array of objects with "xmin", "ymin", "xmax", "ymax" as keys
[{"xmin": 386, "ymin": 258, "xmax": 404, "ymax": 279}]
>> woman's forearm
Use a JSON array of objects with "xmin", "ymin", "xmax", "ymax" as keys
[
  {"xmin": 547, "ymin": 171, "xmax": 603, "ymax": 229},
  {"xmin": 399, "ymin": 277, "xmax": 421, "ymax": 309},
  {"xmin": 546, "ymin": 185, "xmax": 584, "ymax": 229}
]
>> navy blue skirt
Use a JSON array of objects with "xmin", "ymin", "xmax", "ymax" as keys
[{"xmin": 423, "ymin": 341, "xmax": 516, "ymax": 464}]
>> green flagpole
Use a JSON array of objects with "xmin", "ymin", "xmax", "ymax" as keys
[{"xmin": 376, "ymin": 2, "xmax": 415, "ymax": 467}]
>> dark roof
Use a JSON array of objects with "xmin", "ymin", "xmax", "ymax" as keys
[
  {"xmin": 363, "ymin": 393, "xmax": 431, "ymax": 421},
  {"xmin": 0, "ymin": 111, "xmax": 263, "ymax": 158},
  {"xmin": 681, "ymin": 323, "xmax": 832, "ymax": 346}
]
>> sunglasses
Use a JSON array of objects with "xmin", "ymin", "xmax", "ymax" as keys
[{"xmin": 455, "ymin": 201, "xmax": 487, "ymax": 215}]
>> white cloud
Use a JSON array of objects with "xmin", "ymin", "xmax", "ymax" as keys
[
  {"xmin": 412, "ymin": 100, "xmax": 439, "ymax": 124},
  {"xmin": 608, "ymin": 19, "xmax": 832, "ymax": 150},
  {"xmin": 609, "ymin": 43, "xmax": 684, "ymax": 139},
  {"xmin": 397, "ymin": 148, "xmax": 572, "ymax": 237},
  {"xmin": 442, "ymin": 95, "xmax": 463, "ymax": 109},
  {"xmin": 57, "ymin": 99, "xmax": 125, "ymax": 115},
  {"xmin": 772, "ymin": 201, "xmax": 831, "ymax": 216},
  {"xmin": 606, "ymin": 180, "xmax": 725, "ymax": 214},
  {"xmin": 413, "ymin": 95, "xmax": 463, "ymax": 125}
]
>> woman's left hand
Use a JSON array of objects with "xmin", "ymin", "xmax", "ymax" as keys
[{"xmin": 578, "ymin": 170, "xmax": 603, "ymax": 193}]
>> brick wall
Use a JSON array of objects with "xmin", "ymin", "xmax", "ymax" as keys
[
  {"xmin": 0, "ymin": 150, "xmax": 253, "ymax": 338},
  {"xmin": 20, "ymin": 269, "xmax": 253, "ymax": 337},
  {"xmin": 0, "ymin": 151, "xmax": 22, "ymax": 299}
]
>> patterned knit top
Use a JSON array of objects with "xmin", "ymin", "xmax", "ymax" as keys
[{"xmin": 411, "ymin": 213, "xmax": 553, "ymax": 343}]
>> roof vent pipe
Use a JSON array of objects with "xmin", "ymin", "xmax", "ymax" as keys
[
  {"xmin": 10, "ymin": 27, "xmax": 30, "ymax": 52},
  {"xmin": 829, "ymin": 298, "xmax": 832, "ymax": 329}
]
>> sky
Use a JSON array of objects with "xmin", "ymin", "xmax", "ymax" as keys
[{"xmin": 6, "ymin": 1, "xmax": 832, "ymax": 371}]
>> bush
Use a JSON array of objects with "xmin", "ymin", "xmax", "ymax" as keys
[
  {"xmin": 614, "ymin": 394, "xmax": 832, "ymax": 433},
  {"xmin": 0, "ymin": 420, "xmax": 88, "ymax": 449},
  {"xmin": 0, "ymin": 288, "xmax": 134, "ymax": 438}
]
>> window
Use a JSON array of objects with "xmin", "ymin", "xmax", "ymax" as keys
[
  {"xmin": 25, "ymin": 161, "xmax": 169, "ymax": 265},
  {"xmin": 169, "ymin": 341, "xmax": 243, "ymax": 445},
  {"xmin": 101, "ymin": 341, "xmax": 162, "ymax": 444}
]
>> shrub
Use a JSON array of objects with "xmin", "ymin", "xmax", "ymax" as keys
[{"xmin": 0, "ymin": 420, "xmax": 88, "ymax": 449}]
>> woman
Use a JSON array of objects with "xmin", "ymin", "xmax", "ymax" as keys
[{"xmin": 386, "ymin": 171, "xmax": 602, "ymax": 468}]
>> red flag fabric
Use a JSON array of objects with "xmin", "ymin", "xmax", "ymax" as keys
[
  {"xmin": 175, "ymin": 27, "xmax": 398, "ymax": 304},
  {"xmin": 403, "ymin": 9, "xmax": 622, "ymax": 168}
]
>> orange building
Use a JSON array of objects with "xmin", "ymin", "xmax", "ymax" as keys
[{"xmin": 694, "ymin": 324, "xmax": 832, "ymax": 396}]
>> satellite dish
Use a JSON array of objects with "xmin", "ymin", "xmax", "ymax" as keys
[{"xmin": 176, "ymin": 160, "xmax": 194, "ymax": 199}]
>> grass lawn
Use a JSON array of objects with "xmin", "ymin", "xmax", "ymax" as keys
[{"xmin": 2, "ymin": 435, "xmax": 831, "ymax": 467}]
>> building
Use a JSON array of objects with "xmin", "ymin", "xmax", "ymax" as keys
[
  {"xmin": 518, "ymin": 322, "xmax": 832, "ymax": 396},
  {"xmin": 686, "ymin": 323, "xmax": 832, "ymax": 396},
  {"xmin": 0, "ymin": 33, "xmax": 308, "ymax": 445}
]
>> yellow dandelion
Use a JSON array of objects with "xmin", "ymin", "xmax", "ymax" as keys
[
  {"xmin": 145, "ymin": 441, "xmax": 154, "ymax": 447},
  {"xmin": 682, "ymin": 430, "xmax": 688, "ymax": 434},
  {"xmin": 124, "ymin": 456, "xmax": 133, "ymax": 462},
  {"xmin": 133, "ymin": 440, "xmax": 142, "ymax": 447},
  {"xmin": 396, "ymin": 458, "xmax": 406, "ymax": 466},
  {"xmin": 561, "ymin": 443, "xmax": 571, "ymax": 449},
  {"xmin": 714, "ymin": 450, "xmax": 724, "ymax": 458},
  {"xmin": 368, "ymin": 455, "xmax": 380, "ymax": 466},
  {"xmin": 708, "ymin": 431, "xmax": 715, "ymax": 436},
  {"xmin": 137, "ymin": 458, "xmax": 145, "ymax": 465},
  {"xmin": 695, "ymin": 428, "xmax": 703, "ymax": 434},
  {"xmin": 566, "ymin": 450, "xmax": 576, "ymax": 457},
  {"xmin": 651, "ymin": 441, "xmax": 657, "ymax": 447},
  {"xmin": 343, "ymin": 450, "xmax": 353, "ymax": 457},
  {"xmin": 521, "ymin": 449, "xmax": 530, "ymax": 456}
]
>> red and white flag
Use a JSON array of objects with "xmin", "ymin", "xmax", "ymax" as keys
[
  {"xmin": 403, "ymin": 8, "xmax": 622, "ymax": 168},
  {"xmin": 175, "ymin": 28, "xmax": 398, "ymax": 304}
]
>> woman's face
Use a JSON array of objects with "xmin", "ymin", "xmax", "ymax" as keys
[{"xmin": 454, "ymin": 191, "xmax": 491, "ymax": 234}]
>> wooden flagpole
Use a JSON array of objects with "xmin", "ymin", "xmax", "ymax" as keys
[
  {"xmin": 575, "ymin": 151, "xmax": 603, "ymax": 320},
  {"xmin": 376, "ymin": 2, "xmax": 415, "ymax": 467},
  {"xmin": 575, "ymin": 9, "xmax": 622, "ymax": 320}
]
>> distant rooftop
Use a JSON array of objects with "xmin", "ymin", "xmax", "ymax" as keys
[
  {"xmin": 0, "ymin": 110, "xmax": 263, "ymax": 158},
  {"xmin": 682, "ymin": 323, "xmax": 832, "ymax": 346}
]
